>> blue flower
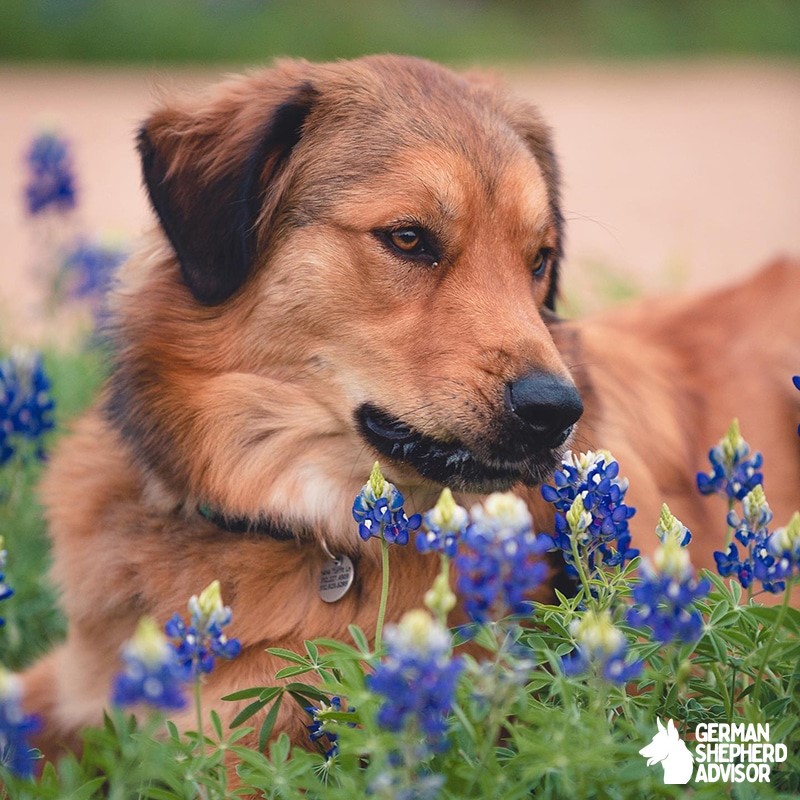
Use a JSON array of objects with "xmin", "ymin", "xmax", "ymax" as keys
[
  {"xmin": 111, "ymin": 617, "xmax": 187, "ymax": 711},
  {"xmin": 563, "ymin": 609, "xmax": 642, "ymax": 684},
  {"xmin": 0, "ymin": 349, "xmax": 56, "ymax": 465},
  {"xmin": 165, "ymin": 580, "xmax": 241, "ymax": 679},
  {"xmin": 455, "ymin": 492, "xmax": 551, "ymax": 624},
  {"xmin": 62, "ymin": 239, "xmax": 126, "ymax": 301},
  {"xmin": 628, "ymin": 506, "xmax": 710, "ymax": 643},
  {"xmin": 24, "ymin": 132, "xmax": 76, "ymax": 216},
  {"xmin": 368, "ymin": 610, "xmax": 463, "ymax": 753},
  {"xmin": 712, "ymin": 486, "xmax": 789, "ymax": 594},
  {"xmin": 753, "ymin": 511, "xmax": 800, "ymax": 592},
  {"xmin": 542, "ymin": 450, "xmax": 638, "ymax": 575},
  {"xmin": 353, "ymin": 462, "xmax": 421, "ymax": 546},
  {"xmin": 0, "ymin": 669, "xmax": 40, "ymax": 778},
  {"xmin": 0, "ymin": 539, "xmax": 14, "ymax": 627},
  {"xmin": 304, "ymin": 695, "xmax": 355, "ymax": 760},
  {"xmin": 415, "ymin": 488, "xmax": 468, "ymax": 558},
  {"xmin": 696, "ymin": 419, "xmax": 763, "ymax": 501},
  {"xmin": 728, "ymin": 484, "xmax": 772, "ymax": 547}
]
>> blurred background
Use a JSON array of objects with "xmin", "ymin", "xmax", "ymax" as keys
[{"xmin": 2, "ymin": 0, "xmax": 800, "ymax": 341}]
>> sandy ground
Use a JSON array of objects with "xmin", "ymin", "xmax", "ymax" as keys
[{"xmin": 2, "ymin": 60, "xmax": 800, "ymax": 340}]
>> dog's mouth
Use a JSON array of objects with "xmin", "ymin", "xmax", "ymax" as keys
[{"xmin": 356, "ymin": 402, "xmax": 567, "ymax": 492}]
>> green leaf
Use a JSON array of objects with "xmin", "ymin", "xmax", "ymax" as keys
[
  {"xmin": 144, "ymin": 789, "xmax": 182, "ymax": 800},
  {"xmin": 62, "ymin": 778, "xmax": 108, "ymax": 800},
  {"xmin": 270, "ymin": 732, "xmax": 291, "ymax": 764},
  {"xmin": 284, "ymin": 683, "xmax": 329, "ymax": 703},
  {"xmin": 222, "ymin": 686, "xmax": 268, "ymax": 701},
  {"xmin": 312, "ymin": 637, "xmax": 363, "ymax": 659},
  {"xmin": 708, "ymin": 602, "xmax": 738, "ymax": 627},
  {"xmin": 259, "ymin": 694, "xmax": 284, "ymax": 752},
  {"xmin": 348, "ymin": 624, "xmax": 371, "ymax": 654},
  {"xmin": 305, "ymin": 640, "xmax": 319, "ymax": 662},
  {"xmin": 266, "ymin": 647, "xmax": 310, "ymax": 665},
  {"xmin": 275, "ymin": 664, "xmax": 314, "ymax": 680},
  {"xmin": 230, "ymin": 697, "xmax": 271, "ymax": 729}
]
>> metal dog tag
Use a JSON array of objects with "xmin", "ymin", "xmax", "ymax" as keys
[{"xmin": 319, "ymin": 554, "xmax": 354, "ymax": 603}]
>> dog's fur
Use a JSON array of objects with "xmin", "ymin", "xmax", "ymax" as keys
[{"xmin": 22, "ymin": 56, "xmax": 800, "ymax": 758}]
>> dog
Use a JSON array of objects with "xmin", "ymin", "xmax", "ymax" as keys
[{"xmin": 21, "ymin": 55, "xmax": 800, "ymax": 759}]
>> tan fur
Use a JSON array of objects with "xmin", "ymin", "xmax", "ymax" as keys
[{"xmin": 21, "ymin": 56, "xmax": 800, "ymax": 760}]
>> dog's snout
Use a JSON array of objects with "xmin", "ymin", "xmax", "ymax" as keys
[{"xmin": 505, "ymin": 371, "xmax": 583, "ymax": 446}]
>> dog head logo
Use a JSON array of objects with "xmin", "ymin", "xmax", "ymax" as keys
[{"xmin": 639, "ymin": 718, "xmax": 694, "ymax": 784}]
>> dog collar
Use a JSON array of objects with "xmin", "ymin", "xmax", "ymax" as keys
[
  {"xmin": 197, "ymin": 503, "xmax": 296, "ymax": 541},
  {"xmin": 198, "ymin": 503, "xmax": 355, "ymax": 602}
]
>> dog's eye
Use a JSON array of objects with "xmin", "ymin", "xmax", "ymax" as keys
[
  {"xmin": 379, "ymin": 226, "xmax": 439, "ymax": 266},
  {"xmin": 531, "ymin": 247, "xmax": 552, "ymax": 278},
  {"xmin": 390, "ymin": 228, "xmax": 424, "ymax": 253}
]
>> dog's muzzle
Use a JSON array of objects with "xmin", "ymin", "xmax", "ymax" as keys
[{"xmin": 356, "ymin": 371, "xmax": 583, "ymax": 492}]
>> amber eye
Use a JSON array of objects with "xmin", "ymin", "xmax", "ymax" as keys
[
  {"xmin": 390, "ymin": 227, "xmax": 424, "ymax": 253},
  {"xmin": 377, "ymin": 225, "xmax": 440, "ymax": 266},
  {"xmin": 531, "ymin": 248, "xmax": 551, "ymax": 277}
]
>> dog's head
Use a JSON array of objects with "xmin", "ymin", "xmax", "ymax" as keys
[{"xmin": 110, "ymin": 56, "xmax": 582, "ymax": 523}]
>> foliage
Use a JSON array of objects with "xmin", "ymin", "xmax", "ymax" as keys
[
  {"xmin": 1, "ymin": 371, "xmax": 799, "ymax": 795},
  {"xmin": 2, "ymin": 0, "xmax": 800, "ymax": 65}
]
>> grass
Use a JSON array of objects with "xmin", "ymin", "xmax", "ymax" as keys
[{"xmin": 1, "ymin": 0, "xmax": 800, "ymax": 65}]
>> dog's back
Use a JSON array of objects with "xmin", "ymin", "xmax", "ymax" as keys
[{"xmin": 572, "ymin": 257, "xmax": 800, "ymax": 567}]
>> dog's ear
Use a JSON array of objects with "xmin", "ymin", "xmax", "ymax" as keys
[
  {"xmin": 138, "ymin": 80, "xmax": 317, "ymax": 305},
  {"xmin": 505, "ymin": 100, "xmax": 563, "ymax": 311}
]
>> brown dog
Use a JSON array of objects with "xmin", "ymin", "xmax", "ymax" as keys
[{"xmin": 22, "ymin": 55, "xmax": 800, "ymax": 758}]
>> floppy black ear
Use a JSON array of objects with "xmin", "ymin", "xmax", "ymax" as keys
[{"xmin": 138, "ymin": 83, "xmax": 317, "ymax": 305}]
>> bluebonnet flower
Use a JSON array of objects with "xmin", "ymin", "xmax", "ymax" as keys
[
  {"xmin": 165, "ymin": 580, "xmax": 241, "ymax": 679},
  {"xmin": 759, "ymin": 512, "xmax": 800, "ymax": 590},
  {"xmin": 353, "ymin": 462, "xmax": 421, "ymax": 546},
  {"xmin": 0, "ymin": 538, "xmax": 14, "ymax": 627},
  {"xmin": 24, "ymin": 132, "xmax": 76, "ymax": 216},
  {"xmin": 696, "ymin": 419, "xmax": 763, "ymax": 501},
  {"xmin": 304, "ymin": 695, "xmax": 355, "ymax": 759},
  {"xmin": 0, "ymin": 349, "xmax": 56, "ymax": 465},
  {"xmin": 0, "ymin": 668, "xmax": 40, "ymax": 778},
  {"xmin": 563, "ymin": 609, "xmax": 642, "ymax": 684},
  {"xmin": 111, "ymin": 617, "xmax": 187, "ymax": 711},
  {"xmin": 455, "ymin": 492, "xmax": 551, "ymax": 624},
  {"xmin": 729, "ymin": 484, "xmax": 772, "ymax": 547},
  {"xmin": 62, "ymin": 238, "xmax": 126, "ymax": 301},
  {"xmin": 712, "ymin": 485, "xmax": 790, "ymax": 593},
  {"xmin": 542, "ymin": 450, "xmax": 638, "ymax": 574},
  {"xmin": 416, "ymin": 488, "xmax": 467, "ymax": 558},
  {"xmin": 368, "ymin": 610, "xmax": 463, "ymax": 752},
  {"xmin": 628, "ymin": 505, "xmax": 710, "ymax": 643}
]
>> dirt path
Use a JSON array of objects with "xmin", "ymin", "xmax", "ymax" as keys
[{"xmin": 2, "ymin": 61, "xmax": 799, "ymax": 340}]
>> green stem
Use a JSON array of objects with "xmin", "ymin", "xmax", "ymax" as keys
[
  {"xmin": 569, "ymin": 534, "xmax": 592, "ymax": 603},
  {"xmin": 375, "ymin": 537, "xmax": 390, "ymax": 650},
  {"xmin": 752, "ymin": 580, "xmax": 792, "ymax": 705},
  {"xmin": 710, "ymin": 664, "xmax": 733, "ymax": 723},
  {"xmin": 194, "ymin": 675, "xmax": 204, "ymax": 755}
]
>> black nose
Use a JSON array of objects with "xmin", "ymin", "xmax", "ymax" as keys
[{"xmin": 505, "ymin": 371, "xmax": 583, "ymax": 446}]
